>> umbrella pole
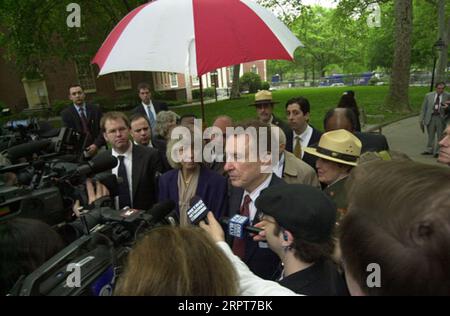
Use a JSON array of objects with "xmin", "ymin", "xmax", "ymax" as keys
[{"xmin": 199, "ymin": 75, "xmax": 205, "ymax": 127}]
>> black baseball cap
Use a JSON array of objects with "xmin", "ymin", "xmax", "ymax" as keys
[{"xmin": 255, "ymin": 184, "xmax": 337, "ymax": 243}]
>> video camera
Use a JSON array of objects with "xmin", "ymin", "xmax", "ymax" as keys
[
  {"xmin": 0, "ymin": 152, "xmax": 119, "ymax": 226},
  {"xmin": 10, "ymin": 200, "xmax": 176, "ymax": 296}
]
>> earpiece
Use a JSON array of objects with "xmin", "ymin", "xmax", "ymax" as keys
[{"xmin": 283, "ymin": 232, "xmax": 289, "ymax": 241}]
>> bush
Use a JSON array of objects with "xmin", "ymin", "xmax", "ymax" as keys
[
  {"xmin": 240, "ymin": 72, "xmax": 262, "ymax": 93},
  {"xmin": 51, "ymin": 100, "xmax": 68, "ymax": 115},
  {"xmin": 261, "ymin": 81, "xmax": 270, "ymax": 90},
  {"xmin": 192, "ymin": 87, "xmax": 215, "ymax": 100},
  {"xmin": 368, "ymin": 77, "xmax": 380, "ymax": 86}
]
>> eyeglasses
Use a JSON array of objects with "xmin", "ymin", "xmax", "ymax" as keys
[{"xmin": 106, "ymin": 126, "xmax": 128, "ymax": 135}]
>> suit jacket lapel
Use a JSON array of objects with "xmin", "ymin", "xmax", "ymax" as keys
[{"xmin": 132, "ymin": 145, "xmax": 143, "ymax": 199}]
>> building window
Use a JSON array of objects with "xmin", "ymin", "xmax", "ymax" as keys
[
  {"xmin": 113, "ymin": 72, "xmax": 132, "ymax": 91},
  {"xmin": 192, "ymin": 75, "xmax": 199, "ymax": 86},
  {"xmin": 75, "ymin": 58, "xmax": 97, "ymax": 92},
  {"xmin": 170, "ymin": 73, "xmax": 178, "ymax": 88},
  {"xmin": 251, "ymin": 64, "xmax": 258, "ymax": 74}
]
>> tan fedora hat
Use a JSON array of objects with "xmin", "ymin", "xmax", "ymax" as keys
[
  {"xmin": 304, "ymin": 129, "xmax": 362, "ymax": 166},
  {"xmin": 249, "ymin": 90, "xmax": 278, "ymax": 106}
]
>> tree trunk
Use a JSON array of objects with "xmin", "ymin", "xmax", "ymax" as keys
[
  {"xmin": 385, "ymin": 0, "xmax": 413, "ymax": 112},
  {"xmin": 435, "ymin": 0, "xmax": 448, "ymax": 83},
  {"xmin": 230, "ymin": 64, "xmax": 241, "ymax": 99}
]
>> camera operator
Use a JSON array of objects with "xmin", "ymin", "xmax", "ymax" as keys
[{"xmin": 0, "ymin": 218, "xmax": 65, "ymax": 295}]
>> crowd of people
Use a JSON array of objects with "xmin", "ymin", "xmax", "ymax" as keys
[{"xmin": 1, "ymin": 81, "xmax": 449, "ymax": 296}]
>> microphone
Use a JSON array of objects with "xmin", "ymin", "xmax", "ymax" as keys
[
  {"xmin": 7, "ymin": 139, "xmax": 52, "ymax": 161},
  {"xmin": 93, "ymin": 173, "xmax": 120, "ymax": 198},
  {"xmin": 187, "ymin": 196, "xmax": 209, "ymax": 225},
  {"xmin": 76, "ymin": 155, "xmax": 118, "ymax": 176},
  {"xmin": 146, "ymin": 200, "xmax": 176, "ymax": 225},
  {"xmin": 220, "ymin": 215, "xmax": 263, "ymax": 239}
]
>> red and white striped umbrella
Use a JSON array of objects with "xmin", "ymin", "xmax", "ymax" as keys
[{"xmin": 92, "ymin": 0, "xmax": 303, "ymax": 77}]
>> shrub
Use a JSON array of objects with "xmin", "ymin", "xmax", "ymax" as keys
[
  {"xmin": 51, "ymin": 100, "xmax": 68, "ymax": 115},
  {"xmin": 240, "ymin": 72, "xmax": 262, "ymax": 93},
  {"xmin": 261, "ymin": 81, "xmax": 270, "ymax": 90},
  {"xmin": 192, "ymin": 87, "xmax": 215, "ymax": 100}
]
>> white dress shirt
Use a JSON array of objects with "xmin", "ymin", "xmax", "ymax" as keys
[
  {"xmin": 292, "ymin": 125, "xmax": 313, "ymax": 159},
  {"xmin": 143, "ymin": 101, "xmax": 157, "ymax": 124},
  {"xmin": 242, "ymin": 174, "xmax": 273, "ymax": 223},
  {"xmin": 273, "ymin": 152, "xmax": 285, "ymax": 179},
  {"xmin": 112, "ymin": 141, "xmax": 133, "ymax": 208}
]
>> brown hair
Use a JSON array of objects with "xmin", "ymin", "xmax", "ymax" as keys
[
  {"xmin": 137, "ymin": 82, "xmax": 150, "ymax": 91},
  {"xmin": 100, "ymin": 111, "xmax": 130, "ymax": 131},
  {"xmin": 340, "ymin": 160, "xmax": 450, "ymax": 295},
  {"xmin": 273, "ymin": 221, "xmax": 334, "ymax": 264},
  {"xmin": 114, "ymin": 226, "xmax": 238, "ymax": 296}
]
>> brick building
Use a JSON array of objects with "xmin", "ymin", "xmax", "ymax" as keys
[{"xmin": 0, "ymin": 53, "xmax": 266, "ymax": 113}]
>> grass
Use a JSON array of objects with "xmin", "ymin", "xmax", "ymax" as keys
[
  {"xmin": 171, "ymin": 86, "xmax": 429, "ymax": 131},
  {"xmin": 1, "ymin": 86, "xmax": 429, "ymax": 131}
]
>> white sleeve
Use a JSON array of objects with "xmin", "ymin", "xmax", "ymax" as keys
[{"xmin": 216, "ymin": 241, "xmax": 301, "ymax": 296}]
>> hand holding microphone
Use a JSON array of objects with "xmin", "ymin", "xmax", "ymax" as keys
[{"xmin": 199, "ymin": 212, "xmax": 226, "ymax": 243}]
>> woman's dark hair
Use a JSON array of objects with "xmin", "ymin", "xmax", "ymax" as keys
[{"xmin": 0, "ymin": 218, "xmax": 65, "ymax": 295}]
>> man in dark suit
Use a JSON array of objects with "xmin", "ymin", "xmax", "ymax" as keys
[
  {"xmin": 285, "ymin": 97, "xmax": 322, "ymax": 169},
  {"xmin": 132, "ymin": 83, "xmax": 168, "ymax": 132},
  {"xmin": 61, "ymin": 84, "xmax": 106, "ymax": 157},
  {"xmin": 323, "ymin": 107, "xmax": 389, "ymax": 153},
  {"xmin": 224, "ymin": 120, "xmax": 285, "ymax": 280},
  {"xmin": 250, "ymin": 90, "xmax": 291, "ymax": 137},
  {"xmin": 98, "ymin": 111, "xmax": 161, "ymax": 211}
]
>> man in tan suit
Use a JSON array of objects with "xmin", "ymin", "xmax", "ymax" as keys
[{"xmin": 272, "ymin": 126, "xmax": 319, "ymax": 187}]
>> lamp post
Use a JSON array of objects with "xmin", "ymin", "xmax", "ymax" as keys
[{"xmin": 430, "ymin": 38, "xmax": 445, "ymax": 92}]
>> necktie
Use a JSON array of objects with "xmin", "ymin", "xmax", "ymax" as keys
[
  {"xmin": 79, "ymin": 107, "xmax": 92, "ymax": 143},
  {"xmin": 434, "ymin": 94, "xmax": 440, "ymax": 113},
  {"xmin": 232, "ymin": 194, "xmax": 252, "ymax": 260},
  {"xmin": 117, "ymin": 155, "xmax": 132, "ymax": 209},
  {"xmin": 294, "ymin": 136, "xmax": 302, "ymax": 158},
  {"xmin": 147, "ymin": 105, "xmax": 156, "ymax": 130}
]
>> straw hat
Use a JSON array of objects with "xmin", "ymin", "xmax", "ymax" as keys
[
  {"xmin": 249, "ymin": 90, "xmax": 278, "ymax": 106},
  {"xmin": 304, "ymin": 129, "xmax": 362, "ymax": 166}
]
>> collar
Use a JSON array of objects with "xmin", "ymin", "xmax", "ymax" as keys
[
  {"xmin": 142, "ymin": 100, "xmax": 154, "ymax": 108},
  {"xmin": 73, "ymin": 103, "xmax": 87, "ymax": 112},
  {"xmin": 328, "ymin": 174, "xmax": 349, "ymax": 187},
  {"xmin": 282, "ymin": 151, "xmax": 299, "ymax": 177},
  {"xmin": 244, "ymin": 173, "xmax": 273, "ymax": 203},
  {"xmin": 112, "ymin": 141, "xmax": 133, "ymax": 158},
  {"xmin": 293, "ymin": 124, "xmax": 312, "ymax": 140}
]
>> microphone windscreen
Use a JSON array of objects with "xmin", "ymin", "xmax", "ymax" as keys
[
  {"xmin": 147, "ymin": 200, "xmax": 176, "ymax": 224},
  {"xmin": 7, "ymin": 139, "xmax": 51, "ymax": 161},
  {"xmin": 90, "ymin": 155, "xmax": 118, "ymax": 174}
]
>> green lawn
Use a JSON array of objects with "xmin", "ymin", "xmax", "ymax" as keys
[{"xmin": 171, "ymin": 86, "xmax": 429, "ymax": 131}]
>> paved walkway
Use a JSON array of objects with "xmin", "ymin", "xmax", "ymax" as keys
[{"xmin": 380, "ymin": 115, "xmax": 443, "ymax": 166}]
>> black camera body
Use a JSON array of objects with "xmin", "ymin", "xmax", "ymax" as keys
[{"xmin": 11, "ymin": 200, "xmax": 176, "ymax": 296}]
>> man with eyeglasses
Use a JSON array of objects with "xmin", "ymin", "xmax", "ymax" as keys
[
  {"xmin": 97, "ymin": 111, "xmax": 161, "ymax": 210},
  {"xmin": 61, "ymin": 84, "xmax": 106, "ymax": 157}
]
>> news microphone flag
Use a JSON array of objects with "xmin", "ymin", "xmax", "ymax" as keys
[{"xmin": 228, "ymin": 214, "xmax": 249, "ymax": 239}]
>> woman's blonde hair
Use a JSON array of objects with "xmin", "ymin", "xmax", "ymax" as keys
[
  {"xmin": 114, "ymin": 226, "xmax": 239, "ymax": 296},
  {"xmin": 166, "ymin": 125, "xmax": 204, "ymax": 169}
]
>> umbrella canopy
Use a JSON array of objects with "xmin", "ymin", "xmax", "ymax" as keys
[{"xmin": 92, "ymin": 0, "xmax": 303, "ymax": 77}]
